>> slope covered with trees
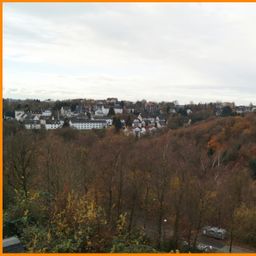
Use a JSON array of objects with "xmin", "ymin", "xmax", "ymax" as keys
[{"xmin": 3, "ymin": 114, "xmax": 256, "ymax": 252}]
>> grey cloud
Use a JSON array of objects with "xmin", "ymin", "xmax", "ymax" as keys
[{"xmin": 3, "ymin": 3, "xmax": 256, "ymax": 104}]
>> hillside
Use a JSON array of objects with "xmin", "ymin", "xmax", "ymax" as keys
[{"xmin": 3, "ymin": 113, "xmax": 256, "ymax": 252}]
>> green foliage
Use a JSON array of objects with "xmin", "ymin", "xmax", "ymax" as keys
[
  {"xmin": 125, "ymin": 115, "xmax": 133, "ymax": 127},
  {"xmin": 207, "ymin": 147, "xmax": 214, "ymax": 156},
  {"xmin": 62, "ymin": 118, "xmax": 70, "ymax": 128},
  {"xmin": 107, "ymin": 107, "xmax": 115, "ymax": 117},
  {"xmin": 46, "ymin": 192, "xmax": 108, "ymax": 252},
  {"xmin": 21, "ymin": 225, "xmax": 50, "ymax": 252},
  {"xmin": 112, "ymin": 244, "xmax": 158, "ymax": 253},
  {"xmin": 10, "ymin": 191, "xmax": 110, "ymax": 252},
  {"xmin": 249, "ymin": 159, "xmax": 256, "ymax": 179},
  {"xmin": 191, "ymin": 110, "xmax": 212, "ymax": 123},
  {"xmin": 112, "ymin": 116, "xmax": 123, "ymax": 132},
  {"xmin": 221, "ymin": 106, "xmax": 233, "ymax": 117},
  {"xmin": 177, "ymin": 108, "xmax": 187, "ymax": 117},
  {"xmin": 111, "ymin": 214, "xmax": 155, "ymax": 252},
  {"xmin": 3, "ymin": 211, "xmax": 21, "ymax": 238},
  {"xmin": 4, "ymin": 190, "xmax": 49, "ymax": 239},
  {"xmin": 234, "ymin": 205, "xmax": 256, "ymax": 246}
]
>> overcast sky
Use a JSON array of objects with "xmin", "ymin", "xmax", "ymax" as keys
[{"xmin": 3, "ymin": 3, "xmax": 256, "ymax": 104}]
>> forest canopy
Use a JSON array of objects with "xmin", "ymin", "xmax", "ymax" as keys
[{"xmin": 3, "ymin": 113, "xmax": 256, "ymax": 252}]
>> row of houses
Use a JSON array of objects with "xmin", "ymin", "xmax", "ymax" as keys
[
  {"xmin": 13, "ymin": 107, "xmax": 116, "ymax": 130},
  {"xmin": 21, "ymin": 110, "xmax": 166, "ymax": 137},
  {"xmin": 94, "ymin": 105, "xmax": 123, "ymax": 117},
  {"xmin": 235, "ymin": 105, "xmax": 256, "ymax": 114},
  {"xmin": 215, "ymin": 105, "xmax": 256, "ymax": 116},
  {"xmin": 15, "ymin": 104, "xmax": 124, "ymax": 120},
  {"xmin": 24, "ymin": 117, "xmax": 111, "ymax": 130},
  {"xmin": 123, "ymin": 114, "xmax": 166, "ymax": 137}
]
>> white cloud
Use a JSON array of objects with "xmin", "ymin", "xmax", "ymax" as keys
[{"xmin": 3, "ymin": 3, "xmax": 256, "ymax": 104}]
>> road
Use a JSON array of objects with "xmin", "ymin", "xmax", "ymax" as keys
[
  {"xmin": 198, "ymin": 235, "xmax": 255, "ymax": 253},
  {"xmin": 136, "ymin": 218, "xmax": 255, "ymax": 253}
]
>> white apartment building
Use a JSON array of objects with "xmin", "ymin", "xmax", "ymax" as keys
[
  {"xmin": 69, "ymin": 119, "xmax": 107, "ymax": 130},
  {"xmin": 45, "ymin": 120, "xmax": 63, "ymax": 130}
]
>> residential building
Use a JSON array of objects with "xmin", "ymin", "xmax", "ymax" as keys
[
  {"xmin": 114, "ymin": 107, "xmax": 123, "ymax": 114},
  {"xmin": 15, "ymin": 110, "xmax": 25, "ymax": 121},
  {"xmin": 42, "ymin": 110, "xmax": 52, "ymax": 117},
  {"xmin": 24, "ymin": 120, "xmax": 41, "ymax": 130},
  {"xmin": 106, "ymin": 97, "xmax": 118, "ymax": 104},
  {"xmin": 94, "ymin": 105, "xmax": 110, "ymax": 116},
  {"xmin": 60, "ymin": 106, "xmax": 72, "ymax": 117},
  {"xmin": 45, "ymin": 120, "xmax": 63, "ymax": 130},
  {"xmin": 69, "ymin": 119, "xmax": 107, "ymax": 130}
]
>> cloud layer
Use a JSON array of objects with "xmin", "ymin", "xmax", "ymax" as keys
[{"xmin": 3, "ymin": 3, "xmax": 256, "ymax": 104}]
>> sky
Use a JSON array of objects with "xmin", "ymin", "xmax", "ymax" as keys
[{"xmin": 3, "ymin": 3, "xmax": 256, "ymax": 105}]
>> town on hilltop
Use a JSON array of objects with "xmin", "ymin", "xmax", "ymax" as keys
[
  {"xmin": 3, "ymin": 97, "xmax": 256, "ymax": 253},
  {"xmin": 3, "ymin": 98, "xmax": 256, "ymax": 137}
]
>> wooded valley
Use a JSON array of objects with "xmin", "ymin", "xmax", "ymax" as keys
[{"xmin": 3, "ymin": 114, "xmax": 256, "ymax": 252}]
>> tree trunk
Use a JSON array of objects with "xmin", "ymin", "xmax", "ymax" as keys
[
  {"xmin": 157, "ymin": 190, "xmax": 164, "ymax": 249},
  {"xmin": 117, "ymin": 168, "xmax": 123, "ymax": 218},
  {"xmin": 143, "ymin": 185, "xmax": 149, "ymax": 229},
  {"xmin": 157, "ymin": 201, "xmax": 163, "ymax": 249},
  {"xmin": 107, "ymin": 185, "xmax": 113, "ymax": 224},
  {"xmin": 128, "ymin": 189, "xmax": 137, "ymax": 233},
  {"xmin": 173, "ymin": 189, "xmax": 183, "ymax": 249},
  {"xmin": 193, "ymin": 198, "xmax": 204, "ymax": 249},
  {"xmin": 21, "ymin": 166, "xmax": 28, "ymax": 199},
  {"xmin": 187, "ymin": 224, "xmax": 192, "ymax": 250},
  {"xmin": 229, "ymin": 217, "xmax": 234, "ymax": 253}
]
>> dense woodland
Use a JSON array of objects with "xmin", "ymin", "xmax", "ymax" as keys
[{"xmin": 3, "ymin": 113, "xmax": 256, "ymax": 252}]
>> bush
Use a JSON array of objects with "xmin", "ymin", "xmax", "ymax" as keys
[
  {"xmin": 168, "ymin": 115, "xmax": 188, "ymax": 129},
  {"xmin": 111, "ymin": 214, "xmax": 154, "ymax": 252},
  {"xmin": 234, "ymin": 205, "xmax": 256, "ymax": 246},
  {"xmin": 249, "ymin": 159, "xmax": 256, "ymax": 179}
]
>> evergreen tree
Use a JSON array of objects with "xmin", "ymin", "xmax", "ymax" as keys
[{"xmin": 108, "ymin": 107, "xmax": 116, "ymax": 117}]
